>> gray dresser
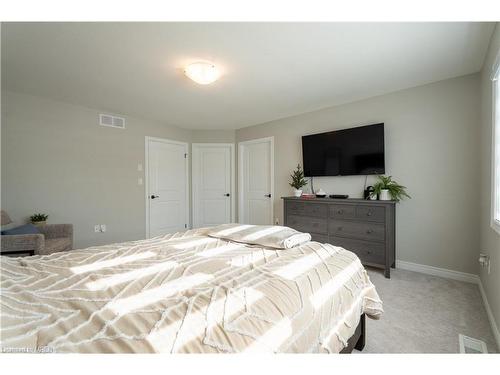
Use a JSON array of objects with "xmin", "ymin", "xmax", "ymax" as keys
[{"xmin": 282, "ymin": 197, "xmax": 396, "ymax": 278}]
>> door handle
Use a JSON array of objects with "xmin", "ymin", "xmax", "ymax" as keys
[
  {"xmin": 151, "ymin": 195, "xmax": 160, "ymax": 199},
  {"xmin": 265, "ymin": 194, "xmax": 272, "ymax": 198},
  {"xmin": 224, "ymin": 193, "xmax": 230, "ymax": 197}
]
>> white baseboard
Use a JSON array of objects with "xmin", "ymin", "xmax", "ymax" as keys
[
  {"xmin": 478, "ymin": 278, "xmax": 500, "ymax": 350},
  {"xmin": 395, "ymin": 259, "xmax": 500, "ymax": 350},
  {"xmin": 395, "ymin": 260, "xmax": 479, "ymax": 283}
]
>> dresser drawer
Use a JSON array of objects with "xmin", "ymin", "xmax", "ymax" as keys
[
  {"xmin": 329, "ymin": 236, "xmax": 385, "ymax": 265},
  {"xmin": 329, "ymin": 205, "xmax": 355, "ymax": 220},
  {"xmin": 287, "ymin": 201, "xmax": 305, "ymax": 215},
  {"xmin": 310, "ymin": 233, "xmax": 329, "ymax": 243},
  {"xmin": 287, "ymin": 214, "xmax": 328, "ymax": 235},
  {"xmin": 329, "ymin": 220, "xmax": 385, "ymax": 242},
  {"xmin": 304, "ymin": 203, "xmax": 328, "ymax": 218},
  {"xmin": 356, "ymin": 205, "xmax": 385, "ymax": 222}
]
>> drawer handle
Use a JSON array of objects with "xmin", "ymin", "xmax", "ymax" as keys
[
  {"xmin": 367, "ymin": 211, "xmax": 372, "ymax": 216},
  {"xmin": 337, "ymin": 209, "xmax": 343, "ymax": 214},
  {"xmin": 337, "ymin": 226, "xmax": 343, "ymax": 231},
  {"xmin": 366, "ymin": 229, "xmax": 373, "ymax": 234},
  {"xmin": 367, "ymin": 251, "xmax": 372, "ymax": 255}
]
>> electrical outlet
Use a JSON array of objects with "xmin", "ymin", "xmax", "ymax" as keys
[
  {"xmin": 275, "ymin": 218, "xmax": 279, "ymax": 225},
  {"xmin": 479, "ymin": 253, "xmax": 491, "ymax": 274},
  {"xmin": 100, "ymin": 224, "xmax": 106, "ymax": 232},
  {"xmin": 94, "ymin": 225, "xmax": 100, "ymax": 233}
]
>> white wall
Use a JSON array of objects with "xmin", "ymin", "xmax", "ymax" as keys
[
  {"xmin": 191, "ymin": 129, "xmax": 235, "ymax": 143},
  {"xmin": 236, "ymin": 74, "xmax": 481, "ymax": 275},
  {"xmin": 1, "ymin": 91, "xmax": 192, "ymax": 248},
  {"xmin": 1, "ymin": 90, "xmax": 237, "ymax": 249},
  {"xmin": 479, "ymin": 24, "xmax": 500, "ymax": 342},
  {"xmin": 2, "ymin": 74, "xmax": 484, "ymax": 278}
]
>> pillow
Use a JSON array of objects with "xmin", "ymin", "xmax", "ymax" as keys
[
  {"xmin": 1, "ymin": 223, "xmax": 40, "ymax": 236},
  {"xmin": 206, "ymin": 223, "xmax": 311, "ymax": 249}
]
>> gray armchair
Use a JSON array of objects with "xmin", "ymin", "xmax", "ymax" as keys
[
  {"xmin": 1, "ymin": 210, "xmax": 73, "ymax": 256},
  {"xmin": 37, "ymin": 224, "xmax": 73, "ymax": 255}
]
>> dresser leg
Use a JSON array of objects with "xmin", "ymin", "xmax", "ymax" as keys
[{"xmin": 384, "ymin": 267, "xmax": 390, "ymax": 278}]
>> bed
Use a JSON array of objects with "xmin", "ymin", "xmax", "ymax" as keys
[{"xmin": 0, "ymin": 224, "xmax": 383, "ymax": 353}]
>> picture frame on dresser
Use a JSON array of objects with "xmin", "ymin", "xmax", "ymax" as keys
[{"xmin": 282, "ymin": 196, "xmax": 396, "ymax": 278}]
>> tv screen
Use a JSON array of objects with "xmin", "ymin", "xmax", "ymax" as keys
[{"xmin": 302, "ymin": 123, "xmax": 385, "ymax": 177}]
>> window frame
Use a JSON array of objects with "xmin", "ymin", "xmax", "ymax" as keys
[{"xmin": 492, "ymin": 63, "xmax": 500, "ymax": 235}]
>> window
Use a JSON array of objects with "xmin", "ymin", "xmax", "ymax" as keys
[{"xmin": 493, "ymin": 62, "xmax": 500, "ymax": 234}]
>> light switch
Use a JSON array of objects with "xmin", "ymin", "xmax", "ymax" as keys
[
  {"xmin": 137, "ymin": 163, "xmax": 143, "ymax": 172},
  {"xmin": 138, "ymin": 177, "xmax": 143, "ymax": 185},
  {"xmin": 100, "ymin": 224, "xmax": 106, "ymax": 232}
]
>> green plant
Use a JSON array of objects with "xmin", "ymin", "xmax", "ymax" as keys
[
  {"xmin": 373, "ymin": 175, "xmax": 411, "ymax": 202},
  {"xmin": 30, "ymin": 213, "xmax": 48, "ymax": 222},
  {"xmin": 289, "ymin": 164, "xmax": 308, "ymax": 190}
]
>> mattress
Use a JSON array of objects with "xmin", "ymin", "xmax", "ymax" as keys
[{"xmin": 0, "ymin": 225, "xmax": 383, "ymax": 353}]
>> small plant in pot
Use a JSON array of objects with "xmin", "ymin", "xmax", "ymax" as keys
[
  {"xmin": 289, "ymin": 164, "xmax": 308, "ymax": 197},
  {"xmin": 373, "ymin": 176, "xmax": 410, "ymax": 202},
  {"xmin": 30, "ymin": 213, "xmax": 48, "ymax": 226}
]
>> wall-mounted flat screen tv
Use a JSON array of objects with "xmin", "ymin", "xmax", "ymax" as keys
[{"xmin": 302, "ymin": 123, "xmax": 385, "ymax": 176}]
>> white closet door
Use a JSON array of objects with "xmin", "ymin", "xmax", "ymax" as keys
[
  {"xmin": 192, "ymin": 144, "xmax": 234, "ymax": 228},
  {"xmin": 146, "ymin": 138, "xmax": 188, "ymax": 237},
  {"xmin": 238, "ymin": 137, "xmax": 274, "ymax": 225}
]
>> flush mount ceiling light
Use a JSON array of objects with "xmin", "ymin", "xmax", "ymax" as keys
[{"xmin": 184, "ymin": 62, "xmax": 220, "ymax": 85}]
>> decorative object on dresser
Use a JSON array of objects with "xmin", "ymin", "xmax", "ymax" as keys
[
  {"xmin": 373, "ymin": 175, "xmax": 410, "ymax": 202},
  {"xmin": 315, "ymin": 188, "xmax": 327, "ymax": 198},
  {"xmin": 289, "ymin": 164, "xmax": 308, "ymax": 197},
  {"xmin": 1, "ymin": 210, "xmax": 73, "ymax": 257},
  {"xmin": 364, "ymin": 185, "xmax": 376, "ymax": 200},
  {"xmin": 330, "ymin": 194, "xmax": 349, "ymax": 199},
  {"xmin": 283, "ymin": 197, "xmax": 396, "ymax": 278}
]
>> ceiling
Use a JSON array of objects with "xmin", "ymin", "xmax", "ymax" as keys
[{"xmin": 1, "ymin": 22, "xmax": 495, "ymax": 130}]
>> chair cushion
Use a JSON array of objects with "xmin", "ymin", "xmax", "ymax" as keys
[
  {"xmin": 1, "ymin": 223, "xmax": 39, "ymax": 236},
  {"xmin": 1, "ymin": 210, "xmax": 12, "ymax": 225},
  {"xmin": 44, "ymin": 238, "xmax": 72, "ymax": 255}
]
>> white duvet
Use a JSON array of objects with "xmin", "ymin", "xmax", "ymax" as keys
[{"xmin": 0, "ymin": 225, "xmax": 383, "ymax": 353}]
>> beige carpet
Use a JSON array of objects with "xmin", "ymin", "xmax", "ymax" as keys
[{"xmin": 356, "ymin": 267, "xmax": 498, "ymax": 353}]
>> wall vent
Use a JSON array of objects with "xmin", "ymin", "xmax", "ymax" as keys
[
  {"xmin": 459, "ymin": 334, "xmax": 488, "ymax": 353},
  {"xmin": 99, "ymin": 114, "xmax": 125, "ymax": 129}
]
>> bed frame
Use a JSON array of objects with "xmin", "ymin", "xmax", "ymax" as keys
[{"xmin": 340, "ymin": 314, "xmax": 366, "ymax": 353}]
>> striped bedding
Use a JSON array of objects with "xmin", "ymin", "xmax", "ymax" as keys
[{"xmin": 0, "ymin": 225, "xmax": 383, "ymax": 353}]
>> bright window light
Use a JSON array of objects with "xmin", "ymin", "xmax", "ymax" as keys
[
  {"xmin": 107, "ymin": 273, "xmax": 213, "ymax": 316},
  {"xmin": 212, "ymin": 224, "xmax": 255, "ymax": 237},
  {"xmin": 172, "ymin": 237, "xmax": 218, "ymax": 250},
  {"xmin": 196, "ymin": 243, "xmax": 244, "ymax": 258},
  {"xmin": 493, "ymin": 66, "xmax": 500, "ymax": 234},
  {"xmin": 243, "ymin": 226, "xmax": 285, "ymax": 241},
  {"xmin": 322, "ymin": 298, "xmax": 363, "ymax": 347},
  {"xmin": 147, "ymin": 287, "xmax": 264, "ymax": 352},
  {"xmin": 273, "ymin": 248, "xmax": 334, "ymax": 280},
  {"xmin": 228, "ymin": 250, "xmax": 268, "ymax": 267},
  {"xmin": 243, "ymin": 317, "xmax": 292, "ymax": 353},
  {"xmin": 70, "ymin": 251, "xmax": 156, "ymax": 274},
  {"xmin": 310, "ymin": 259, "xmax": 361, "ymax": 310},
  {"xmin": 85, "ymin": 261, "xmax": 178, "ymax": 291}
]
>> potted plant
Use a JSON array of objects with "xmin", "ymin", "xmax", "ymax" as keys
[
  {"xmin": 373, "ymin": 176, "xmax": 410, "ymax": 202},
  {"xmin": 289, "ymin": 164, "xmax": 308, "ymax": 197},
  {"xmin": 30, "ymin": 213, "xmax": 48, "ymax": 226}
]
